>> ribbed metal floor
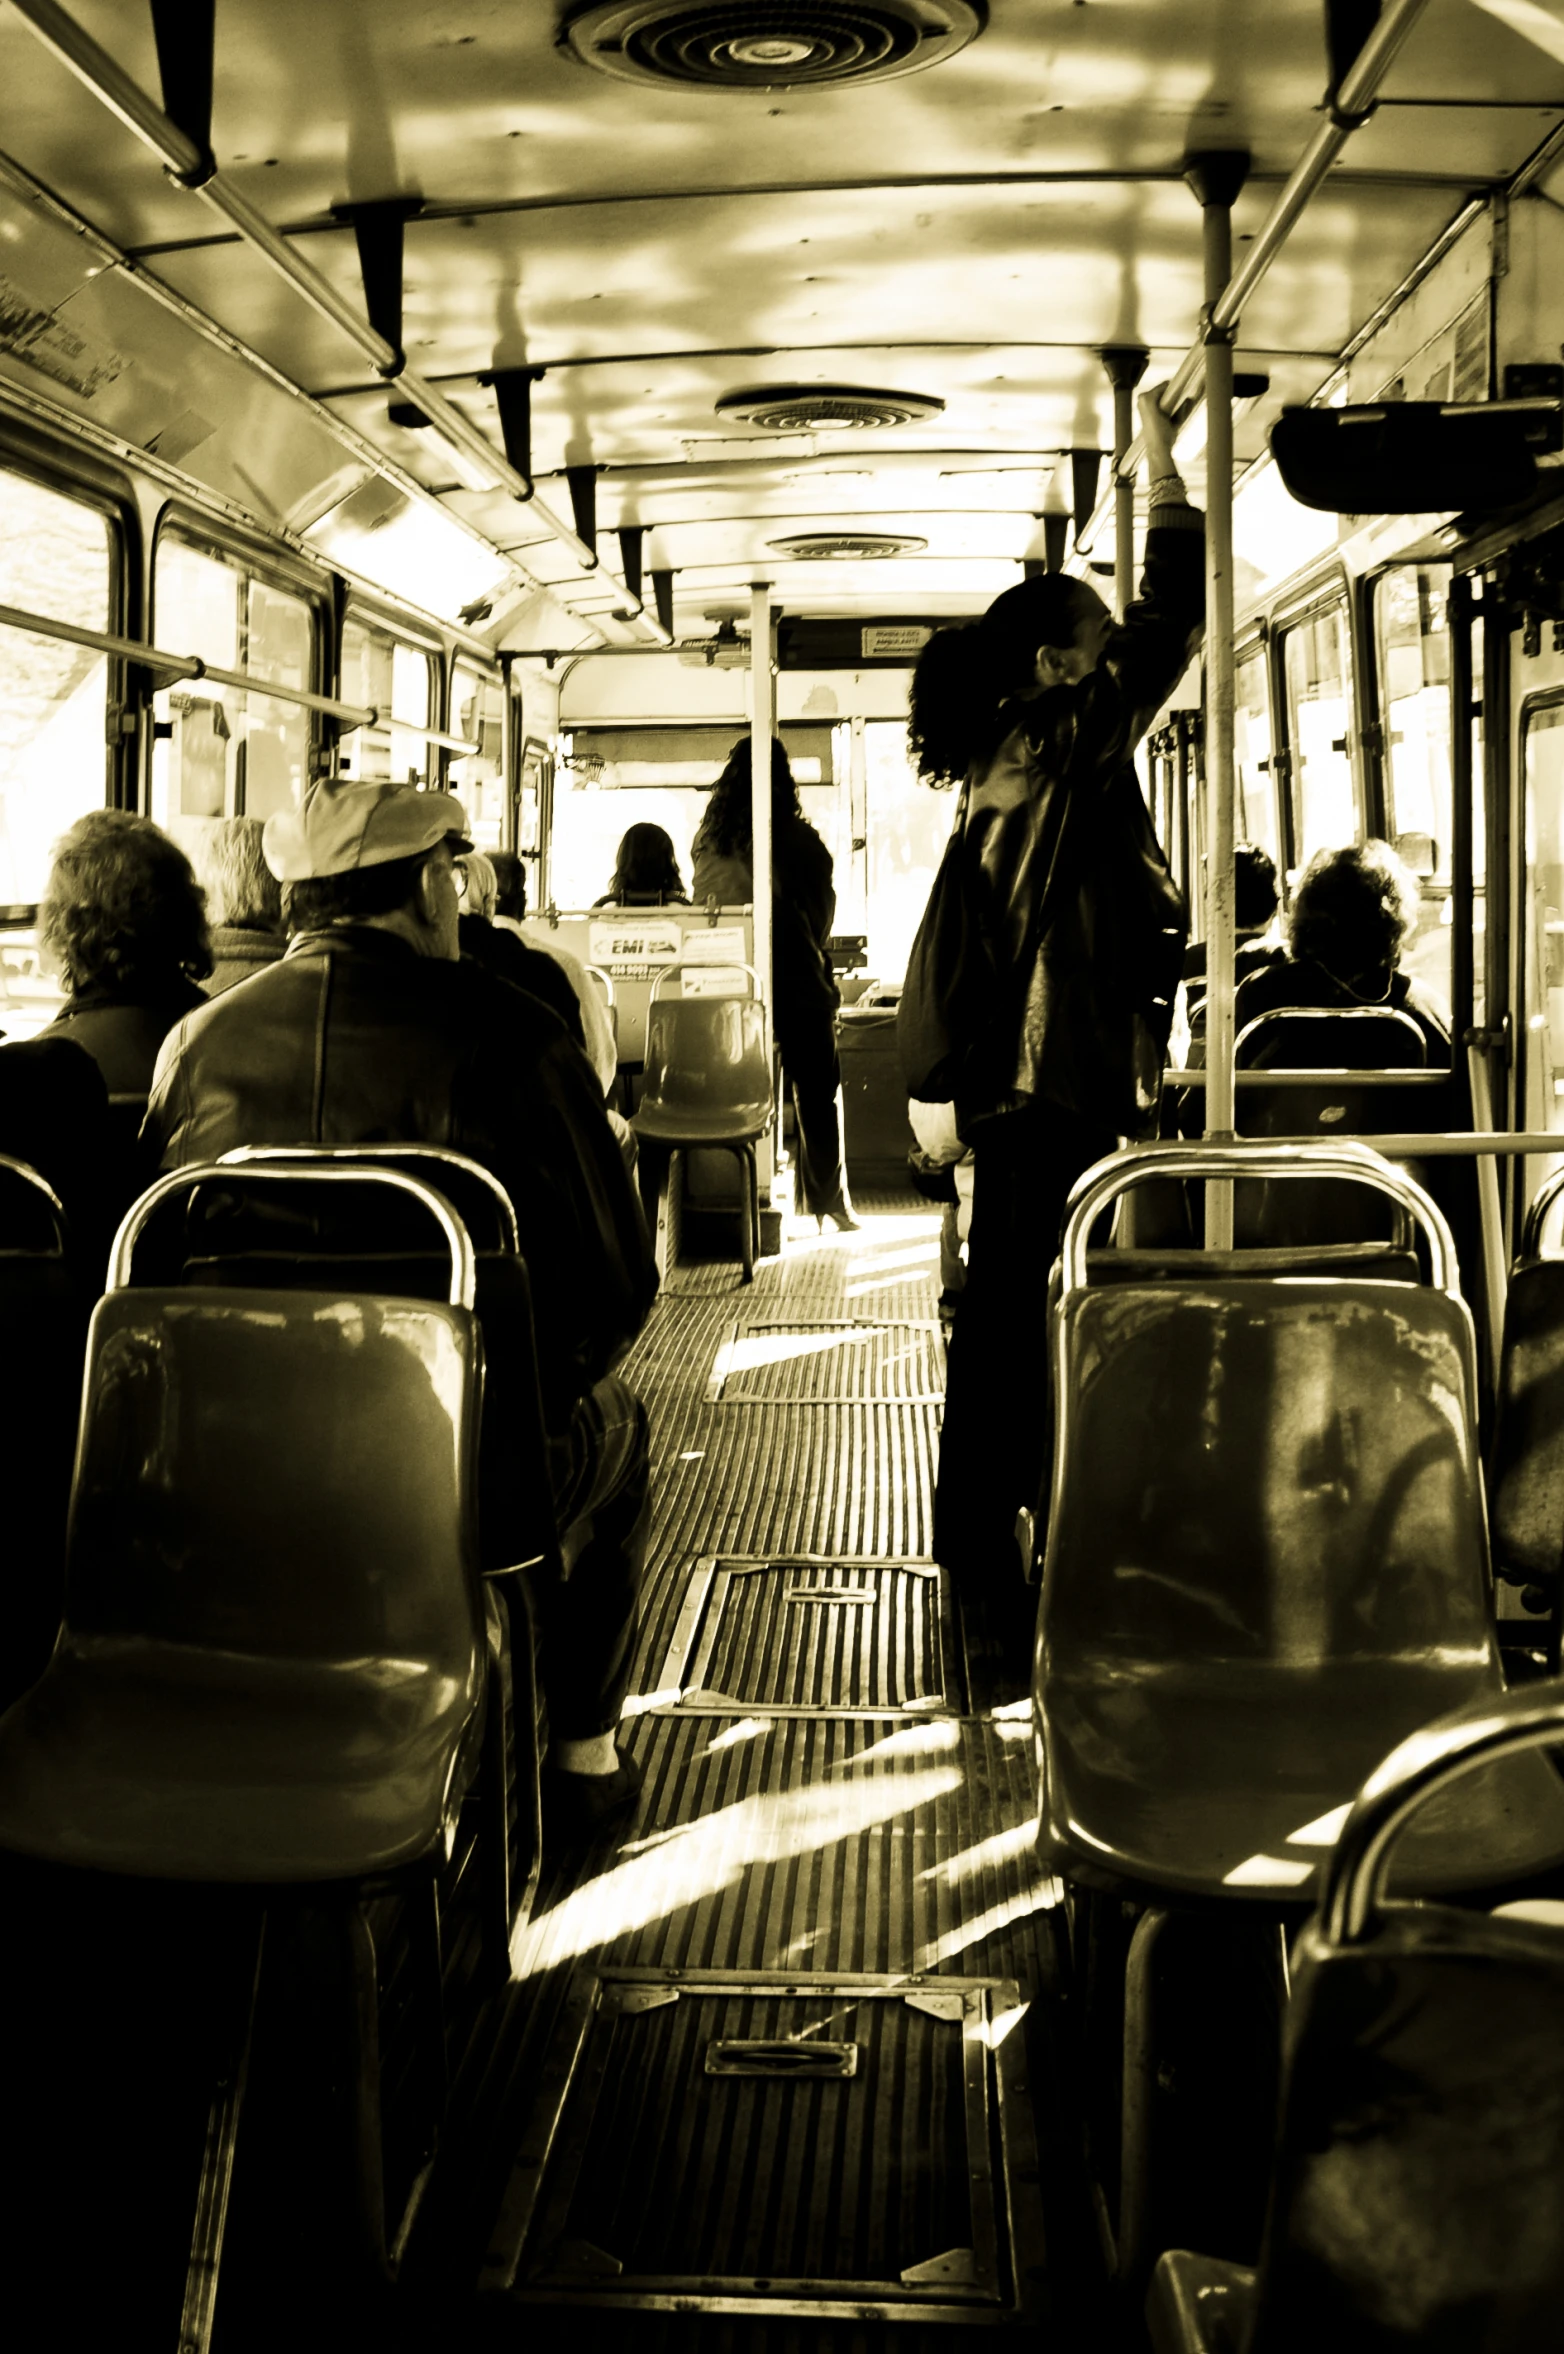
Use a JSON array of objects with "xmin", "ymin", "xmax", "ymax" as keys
[{"xmin": 406, "ymin": 1197, "xmax": 1070, "ymax": 2348}]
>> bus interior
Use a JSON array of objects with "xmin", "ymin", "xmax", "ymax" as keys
[{"xmin": 1, "ymin": 3, "xmax": 1564, "ymax": 2349}]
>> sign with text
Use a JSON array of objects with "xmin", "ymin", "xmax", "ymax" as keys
[
  {"xmin": 588, "ymin": 918, "xmax": 683, "ymax": 979},
  {"xmin": 679, "ymin": 927, "xmax": 748, "ymax": 996},
  {"xmin": 861, "ymin": 624, "xmax": 932, "ymax": 660}
]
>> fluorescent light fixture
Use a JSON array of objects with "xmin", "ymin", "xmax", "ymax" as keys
[
  {"xmin": 1472, "ymin": 0, "xmax": 1564, "ymax": 63},
  {"xmin": 306, "ymin": 483, "xmax": 516, "ymax": 620}
]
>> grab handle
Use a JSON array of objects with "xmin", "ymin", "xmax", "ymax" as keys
[
  {"xmin": 108, "ymin": 1162, "xmax": 477, "ymax": 1309},
  {"xmin": 1318, "ymin": 1684, "xmax": 1564, "ymax": 1948},
  {"xmin": 1058, "ymin": 1139, "xmax": 1457, "ymax": 1297}
]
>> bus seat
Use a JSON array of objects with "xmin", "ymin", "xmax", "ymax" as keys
[
  {"xmin": 0, "ymin": 1278, "xmax": 488, "ymax": 1885},
  {"xmin": 631, "ymin": 975, "xmax": 773, "ymax": 1281},
  {"xmin": 1488, "ymin": 1248, "xmax": 1564, "ymax": 1676},
  {"xmin": 1038, "ymin": 1277, "xmax": 1564, "ymax": 1903},
  {"xmin": 1147, "ymin": 1686, "xmax": 1564, "ymax": 2354},
  {"xmin": 0, "ymin": 1155, "xmax": 93, "ymax": 1707},
  {"xmin": 1228, "ymin": 1007, "xmax": 1442, "ymax": 1249},
  {"xmin": 144, "ymin": 1147, "xmax": 558, "ymax": 1582}
]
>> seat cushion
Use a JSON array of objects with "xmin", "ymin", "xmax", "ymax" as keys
[
  {"xmin": 631, "ymin": 1104, "xmax": 770, "ymax": 1145},
  {"xmin": 0, "ymin": 1636, "xmax": 484, "ymax": 1881}
]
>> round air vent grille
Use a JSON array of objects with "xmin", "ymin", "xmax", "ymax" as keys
[
  {"xmin": 769, "ymin": 531, "xmax": 928, "ymax": 559},
  {"xmin": 560, "ymin": 2, "xmax": 983, "ymax": 90},
  {"xmin": 716, "ymin": 383, "xmax": 945, "ymax": 430}
]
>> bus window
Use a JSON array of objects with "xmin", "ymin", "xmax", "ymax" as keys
[
  {"xmin": 449, "ymin": 663, "xmax": 507, "ymax": 851},
  {"xmin": 0, "ymin": 471, "xmax": 117, "ymax": 1035},
  {"xmin": 1374, "ymin": 564, "xmax": 1476, "ymax": 1015},
  {"xmin": 150, "ymin": 538, "xmax": 314, "ymax": 862},
  {"xmin": 865, "ymin": 720, "xmax": 954, "ymax": 985},
  {"xmin": 1522, "ymin": 698, "xmax": 1564, "ymax": 1210},
  {"xmin": 1234, "ymin": 647, "xmax": 1278, "ymax": 866},
  {"xmin": 549, "ymin": 725, "xmax": 837, "ymax": 909},
  {"xmin": 338, "ymin": 617, "xmax": 435, "ymax": 788},
  {"xmin": 1281, "ymin": 602, "xmax": 1360, "ymax": 873}
]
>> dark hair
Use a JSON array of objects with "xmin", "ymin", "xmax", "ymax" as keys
[
  {"xmin": 1233, "ymin": 843, "xmax": 1280, "ymax": 935},
  {"xmin": 283, "ymin": 849, "xmax": 434, "ymax": 934},
  {"xmin": 907, "ymin": 573, "xmax": 1107, "ymax": 785},
  {"xmin": 608, "ymin": 822, "xmax": 686, "ymax": 902},
  {"xmin": 490, "ymin": 848, "xmax": 527, "ymax": 921},
  {"xmin": 201, "ymin": 816, "xmax": 282, "ymax": 932},
  {"xmin": 700, "ymin": 737, "xmax": 803, "ymax": 860},
  {"xmin": 1289, "ymin": 840, "xmax": 1418, "ymax": 985},
  {"xmin": 40, "ymin": 809, "xmax": 212, "ymax": 992}
]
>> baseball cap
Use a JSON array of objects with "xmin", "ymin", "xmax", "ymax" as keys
[{"xmin": 263, "ymin": 783, "xmax": 473, "ymax": 883}]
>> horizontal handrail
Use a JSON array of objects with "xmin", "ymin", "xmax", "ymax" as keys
[
  {"xmin": 648, "ymin": 959, "xmax": 765, "ymax": 1002},
  {"xmin": 109, "ymin": 1163, "xmax": 477, "ymax": 1309},
  {"xmin": 1170, "ymin": 1067, "xmax": 1447, "ymax": 1088},
  {"xmin": 1318, "ymin": 1684, "xmax": 1564, "ymax": 1948},
  {"xmin": 0, "ymin": 599, "xmax": 480, "ymax": 750},
  {"xmin": 1060, "ymin": 1140, "xmax": 1457, "ymax": 1296},
  {"xmin": 1203, "ymin": 1133, "xmax": 1564, "ymax": 1158},
  {"xmin": 218, "ymin": 1143, "xmax": 521, "ymax": 1256}
]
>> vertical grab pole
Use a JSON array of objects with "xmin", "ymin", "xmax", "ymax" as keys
[
  {"xmin": 1187, "ymin": 152, "xmax": 1250, "ymax": 1248},
  {"xmin": 1103, "ymin": 346, "xmax": 1148, "ymax": 622},
  {"xmin": 750, "ymin": 581, "xmax": 776, "ymax": 1166}
]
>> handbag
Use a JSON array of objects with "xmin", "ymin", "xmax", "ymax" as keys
[{"xmin": 896, "ymin": 788, "xmax": 989, "ymax": 1103}]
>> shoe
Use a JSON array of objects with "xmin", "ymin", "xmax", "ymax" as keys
[
  {"xmin": 541, "ymin": 1748, "xmax": 645, "ymax": 1844},
  {"xmin": 815, "ymin": 1206, "xmax": 861, "ymax": 1234}
]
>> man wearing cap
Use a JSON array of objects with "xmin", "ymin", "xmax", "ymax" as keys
[{"xmin": 144, "ymin": 781, "xmax": 658, "ymax": 1842}]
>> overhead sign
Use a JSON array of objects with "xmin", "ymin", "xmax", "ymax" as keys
[{"xmin": 861, "ymin": 625, "xmax": 933, "ymax": 659}]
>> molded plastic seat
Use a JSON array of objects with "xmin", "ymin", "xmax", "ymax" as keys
[
  {"xmin": 0, "ymin": 1277, "xmax": 487, "ymax": 1882},
  {"xmin": 1038, "ymin": 1274, "xmax": 1564, "ymax": 1903},
  {"xmin": 631, "ymin": 974, "xmax": 773, "ymax": 1280},
  {"xmin": 1147, "ymin": 1686, "xmax": 1564, "ymax": 2353}
]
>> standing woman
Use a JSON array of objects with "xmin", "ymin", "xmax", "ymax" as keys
[
  {"xmin": 692, "ymin": 737, "xmax": 856, "ymax": 1231},
  {"xmin": 903, "ymin": 388, "xmax": 1202, "ymax": 1587}
]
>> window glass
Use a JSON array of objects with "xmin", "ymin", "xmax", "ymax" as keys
[
  {"xmin": 0, "ymin": 473, "xmax": 113, "ymax": 913},
  {"xmin": 449, "ymin": 664, "xmax": 507, "ymax": 852},
  {"xmin": 338, "ymin": 617, "xmax": 434, "ymax": 787},
  {"xmin": 1522, "ymin": 699, "xmax": 1564, "ymax": 1214},
  {"xmin": 1234, "ymin": 648, "xmax": 1278, "ymax": 865},
  {"xmin": 865, "ymin": 720, "xmax": 954, "ymax": 984},
  {"xmin": 150, "ymin": 538, "xmax": 314, "ymax": 865},
  {"xmin": 1374, "ymin": 564, "xmax": 1478, "ymax": 1020},
  {"xmin": 1282, "ymin": 604, "xmax": 1360, "ymax": 873}
]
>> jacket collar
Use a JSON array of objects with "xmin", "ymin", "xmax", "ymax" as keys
[{"xmin": 283, "ymin": 924, "xmax": 421, "ymax": 964}]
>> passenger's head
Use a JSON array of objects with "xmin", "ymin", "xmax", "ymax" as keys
[
  {"xmin": 608, "ymin": 822, "xmax": 685, "ymax": 903},
  {"xmin": 701, "ymin": 737, "xmax": 803, "ymax": 858},
  {"xmin": 457, "ymin": 849, "xmax": 498, "ymax": 920},
  {"xmin": 40, "ymin": 809, "xmax": 212, "ymax": 996},
  {"xmin": 1233, "ymin": 843, "xmax": 1280, "ymax": 938},
  {"xmin": 1289, "ymin": 840, "xmax": 1419, "ymax": 988},
  {"xmin": 490, "ymin": 849, "xmax": 527, "ymax": 921},
  {"xmin": 264, "ymin": 783, "xmax": 473, "ymax": 962},
  {"xmin": 908, "ymin": 573, "xmax": 1115, "ymax": 785},
  {"xmin": 200, "ymin": 816, "xmax": 283, "ymax": 934}
]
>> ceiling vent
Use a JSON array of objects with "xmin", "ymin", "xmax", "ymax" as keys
[
  {"xmin": 715, "ymin": 384, "xmax": 944, "ymax": 431},
  {"xmin": 560, "ymin": 2, "xmax": 983, "ymax": 90},
  {"xmin": 769, "ymin": 531, "xmax": 927, "ymax": 559}
]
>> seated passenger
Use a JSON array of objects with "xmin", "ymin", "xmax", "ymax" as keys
[
  {"xmin": 143, "ymin": 783, "xmax": 659, "ymax": 1840},
  {"xmin": 199, "ymin": 817, "xmax": 285, "ymax": 996},
  {"xmin": 0, "ymin": 1033, "xmax": 130, "ymax": 1266},
  {"xmin": 39, "ymin": 810, "xmax": 211, "ymax": 1094},
  {"xmin": 1174, "ymin": 841, "xmax": 1285, "ymax": 1065},
  {"xmin": 594, "ymin": 822, "xmax": 689, "ymax": 907},
  {"xmin": 1233, "ymin": 838, "xmax": 1451, "ymax": 1065},
  {"xmin": 456, "ymin": 848, "xmax": 591, "ymax": 1052},
  {"xmin": 492, "ymin": 849, "xmax": 618, "ymax": 1098}
]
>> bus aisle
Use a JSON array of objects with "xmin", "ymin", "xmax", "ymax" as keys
[{"xmin": 404, "ymin": 1187, "xmax": 1083, "ymax": 2349}]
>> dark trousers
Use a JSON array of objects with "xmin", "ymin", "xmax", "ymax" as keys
[
  {"xmin": 779, "ymin": 1010, "xmax": 849, "ymax": 1219},
  {"xmin": 535, "ymin": 1372, "xmax": 651, "ymax": 1740},
  {"xmin": 933, "ymin": 1108, "xmax": 1116, "ymax": 1582}
]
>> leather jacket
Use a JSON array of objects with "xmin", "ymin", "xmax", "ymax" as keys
[
  {"xmin": 144, "ymin": 926, "xmax": 657, "ymax": 1424},
  {"xmin": 958, "ymin": 511, "xmax": 1202, "ymax": 1135}
]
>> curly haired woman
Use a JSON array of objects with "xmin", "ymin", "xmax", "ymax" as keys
[{"xmin": 41, "ymin": 809, "xmax": 212, "ymax": 1094}]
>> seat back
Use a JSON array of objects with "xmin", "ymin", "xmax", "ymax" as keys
[
  {"xmin": 66, "ymin": 1281, "xmax": 484, "ymax": 1676},
  {"xmin": 0, "ymin": 1156, "xmax": 92, "ymax": 1702},
  {"xmin": 137, "ymin": 1150, "xmax": 554, "ymax": 1577},
  {"xmin": 640, "ymin": 995, "xmax": 772, "ymax": 1126},
  {"xmin": 1043, "ymin": 1275, "xmax": 1492, "ymax": 1680},
  {"xmin": 1490, "ymin": 1255, "xmax": 1564, "ymax": 1587},
  {"xmin": 1229, "ymin": 1009, "xmax": 1445, "ymax": 1248},
  {"xmin": 1245, "ymin": 1690, "xmax": 1564, "ymax": 2352}
]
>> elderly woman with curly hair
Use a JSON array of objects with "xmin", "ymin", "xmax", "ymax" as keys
[{"xmin": 41, "ymin": 809, "xmax": 212, "ymax": 1093}]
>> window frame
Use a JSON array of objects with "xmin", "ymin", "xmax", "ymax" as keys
[
  {"xmin": 1272, "ymin": 573, "xmax": 1366, "ymax": 879},
  {"xmin": 337, "ymin": 595, "xmax": 443, "ymax": 788}
]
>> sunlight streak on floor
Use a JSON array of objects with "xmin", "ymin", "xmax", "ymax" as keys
[
  {"xmin": 844, "ymin": 1243, "xmax": 941, "ymax": 1279},
  {"xmin": 702, "ymin": 1718, "xmax": 773, "ymax": 1754},
  {"xmin": 512, "ymin": 1766, "xmax": 965, "ymax": 1976},
  {"xmin": 844, "ymin": 1720, "xmax": 964, "ymax": 1768},
  {"xmin": 918, "ymin": 1820, "xmax": 1037, "ymax": 1884},
  {"xmin": 917, "ymin": 1887, "xmax": 1048, "ymax": 1969}
]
